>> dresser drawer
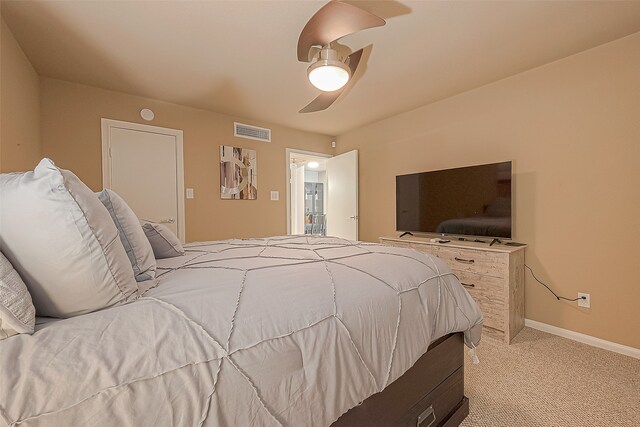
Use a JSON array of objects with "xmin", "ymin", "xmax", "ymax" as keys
[
  {"xmin": 384, "ymin": 240, "xmax": 413, "ymax": 249},
  {"xmin": 409, "ymin": 243, "xmax": 438, "ymax": 257},
  {"xmin": 436, "ymin": 246, "xmax": 508, "ymax": 278},
  {"xmin": 454, "ymin": 270, "xmax": 505, "ymax": 331},
  {"xmin": 384, "ymin": 240, "xmax": 438, "ymax": 256}
]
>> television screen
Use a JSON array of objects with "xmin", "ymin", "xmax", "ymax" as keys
[{"xmin": 396, "ymin": 161, "xmax": 512, "ymax": 238}]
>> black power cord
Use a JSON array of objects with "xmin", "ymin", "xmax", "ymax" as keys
[{"xmin": 524, "ymin": 264, "xmax": 586, "ymax": 302}]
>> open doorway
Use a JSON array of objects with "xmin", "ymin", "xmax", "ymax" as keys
[
  {"xmin": 286, "ymin": 148, "xmax": 359, "ymax": 240},
  {"xmin": 286, "ymin": 149, "xmax": 331, "ymax": 236}
]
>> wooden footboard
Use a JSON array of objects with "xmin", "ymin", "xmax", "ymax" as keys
[{"xmin": 331, "ymin": 332, "xmax": 468, "ymax": 427}]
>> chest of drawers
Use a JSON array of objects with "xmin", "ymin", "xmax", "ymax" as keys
[{"xmin": 380, "ymin": 236, "xmax": 526, "ymax": 344}]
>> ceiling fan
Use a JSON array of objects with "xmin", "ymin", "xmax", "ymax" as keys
[{"xmin": 297, "ymin": 1, "xmax": 386, "ymax": 113}]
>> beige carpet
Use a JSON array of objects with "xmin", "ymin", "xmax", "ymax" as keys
[{"xmin": 461, "ymin": 327, "xmax": 640, "ymax": 426}]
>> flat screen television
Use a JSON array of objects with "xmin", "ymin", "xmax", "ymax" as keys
[{"xmin": 396, "ymin": 161, "xmax": 512, "ymax": 239}]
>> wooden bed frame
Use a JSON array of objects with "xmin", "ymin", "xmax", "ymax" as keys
[{"xmin": 331, "ymin": 332, "xmax": 468, "ymax": 427}]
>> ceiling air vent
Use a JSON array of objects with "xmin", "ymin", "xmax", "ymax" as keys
[{"xmin": 234, "ymin": 122, "xmax": 271, "ymax": 142}]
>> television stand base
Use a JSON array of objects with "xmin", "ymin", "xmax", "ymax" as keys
[
  {"xmin": 459, "ymin": 237, "xmax": 488, "ymax": 243},
  {"xmin": 399, "ymin": 231, "xmax": 414, "ymax": 238}
]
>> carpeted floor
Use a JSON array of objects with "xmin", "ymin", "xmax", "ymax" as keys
[{"xmin": 461, "ymin": 327, "xmax": 640, "ymax": 426}]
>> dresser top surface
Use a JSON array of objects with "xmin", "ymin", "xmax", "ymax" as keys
[{"xmin": 380, "ymin": 235, "xmax": 527, "ymax": 253}]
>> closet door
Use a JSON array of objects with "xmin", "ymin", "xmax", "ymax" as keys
[{"xmin": 101, "ymin": 119, "xmax": 185, "ymax": 242}]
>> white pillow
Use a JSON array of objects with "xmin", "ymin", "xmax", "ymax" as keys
[
  {"xmin": 141, "ymin": 222, "xmax": 185, "ymax": 259},
  {"xmin": 98, "ymin": 189, "xmax": 156, "ymax": 282},
  {"xmin": 0, "ymin": 251, "xmax": 35, "ymax": 340},
  {"xmin": 0, "ymin": 158, "xmax": 138, "ymax": 318}
]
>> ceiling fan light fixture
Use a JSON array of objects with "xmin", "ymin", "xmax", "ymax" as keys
[{"xmin": 307, "ymin": 47, "xmax": 351, "ymax": 92}]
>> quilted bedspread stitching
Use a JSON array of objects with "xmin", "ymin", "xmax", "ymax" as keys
[{"xmin": 9, "ymin": 236, "xmax": 479, "ymax": 426}]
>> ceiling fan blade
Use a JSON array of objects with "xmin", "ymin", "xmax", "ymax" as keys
[
  {"xmin": 297, "ymin": 1, "xmax": 385, "ymax": 62},
  {"xmin": 346, "ymin": 47, "xmax": 363, "ymax": 75},
  {"xmin": 299, "ymin": 91, "xmax": 342, "ymax": 113},
  {"xmin": 299, "ymin": 48, "xmax": 364, "ymax": 113}
]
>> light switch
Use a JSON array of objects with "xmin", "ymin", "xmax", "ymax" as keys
[
  {"xmin": 186, "ymin": 188, "xmax": 194, "ymax": 199},
  {"xmin": 270, "ymin": 191, "xmax": 279, "ymax": 201}
]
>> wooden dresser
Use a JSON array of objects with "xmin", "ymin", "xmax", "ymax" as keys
[{"xmin": 380, "ymin": 236, "xmax": 526, "ymax": 344}]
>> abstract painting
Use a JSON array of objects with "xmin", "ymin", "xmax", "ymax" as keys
[{"xmin": 220, "ymin": 146, "xmax": 257, "ymax": 200}]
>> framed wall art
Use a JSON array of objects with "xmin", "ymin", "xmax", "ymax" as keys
[{"xmin": 220, "ymin": 146, "xmax": 257, "ymax": 200}]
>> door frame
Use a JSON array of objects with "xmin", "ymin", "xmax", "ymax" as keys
[
  {"xmin": 101, "ymin": 118, "xmax": 186, "ymax": 242},
  {"xmin": 285, "ymin": 148, "xmax": 332, "ymax": 235}
]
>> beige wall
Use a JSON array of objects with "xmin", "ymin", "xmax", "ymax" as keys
[
  {"xmin": 0, "ymin": 17, "xmax": 41, "ymax": 171},
  {"xmin": 336, "ymin": 33, "xmax": 640, "ymax": 349},
  {"xmin": 40, "ymin": 77, "xmax": 333, "ymax": 242}
]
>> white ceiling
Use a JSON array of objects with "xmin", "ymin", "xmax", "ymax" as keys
[{"xmin": 3, "ymin": 1, "xmax": 640, "ymax": 136}]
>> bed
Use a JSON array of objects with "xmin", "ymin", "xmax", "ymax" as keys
[
  {"xmin": 0, "ymin": 236, "xmax": 482, "ymax": 426},
  {"xmin": 436, "ymin": 216, "xmax": 511, "ymax": 239}
]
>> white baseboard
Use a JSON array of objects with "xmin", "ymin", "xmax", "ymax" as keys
[{"xmin": 524, "ymin": 319, "xmax": 640, "ymax": 360}]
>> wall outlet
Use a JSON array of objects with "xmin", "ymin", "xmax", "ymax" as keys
[
  {"xmin": 186, "ymin": 188, "xmax": 194, "ymax": 199},
  {"xmin": 578, "ymin": 292, "xmax": 590, "ymax": 308},
  {"xmin": 270, "ymin": 191, "xmax": 279, "ymax": 201}
]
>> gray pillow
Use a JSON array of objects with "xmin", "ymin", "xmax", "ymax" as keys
[
  {"xmin": 141, "ymin": 222, "xmax": 185, "ymax": 259},
  {"xmin": 98, "ymin": 189, "xmax": 156, "ymax": 282},
  {"xmin": 0, "ymin": 158, "xmax": 138, "ymax": 318},
  {"xmin": 0, "ymin": 251, "xmax": 36, "ymax": 340}
]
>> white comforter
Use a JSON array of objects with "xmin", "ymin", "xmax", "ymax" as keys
[{"xmin": 0, "ymin": 236, "xmax": 482, "ymax": 427}]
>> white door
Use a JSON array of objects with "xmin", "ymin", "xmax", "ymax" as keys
[
  {"xmin": 101, "ymin": 119, "xmax": 185, "ymax": 242},
  {"xmin": 326, "ymin": 150, "xmax": 358, "ymax": 240}
]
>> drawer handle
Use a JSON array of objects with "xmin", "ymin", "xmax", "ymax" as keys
[
  {"xmin": 454, "ymin": 257, "xmax": 475, "ymax": 264},
  {"xmin": 462, "ymin": 282, "xmax": 475, "ymax": 288},
  {"xmin": 417, "ymin": 405, "xmax": 436, "ymax": 427}
]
